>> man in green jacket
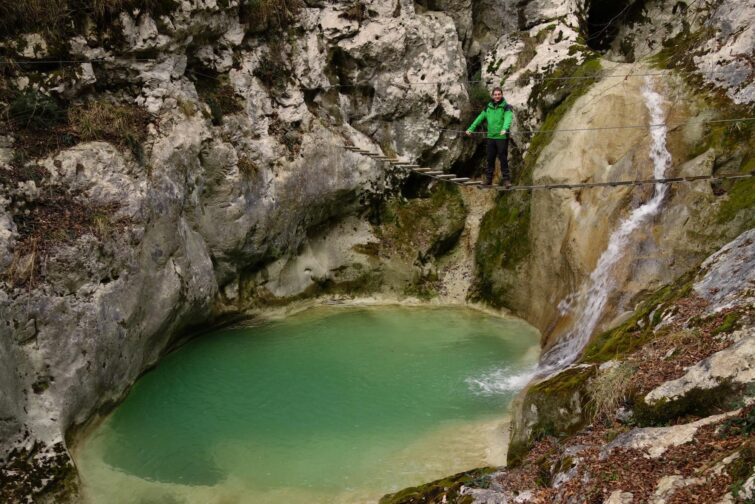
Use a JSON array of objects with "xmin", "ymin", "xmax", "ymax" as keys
[{"xmin": 466, "ymin": 87, "xmax": 513, "ymax": 187}]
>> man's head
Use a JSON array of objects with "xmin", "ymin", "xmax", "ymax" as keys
[{"xmin": 491, "ymin": 87, "xmax": 503, "ymax": 103}]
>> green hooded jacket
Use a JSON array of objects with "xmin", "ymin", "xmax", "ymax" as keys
[{"xmin": 467, "ymin": 100, "xmax": 514, "ymax": 139}]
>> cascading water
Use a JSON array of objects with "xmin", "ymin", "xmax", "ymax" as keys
[{"xmin": 537, "ymin": 77, "xmax": 673, "ymax": 372}]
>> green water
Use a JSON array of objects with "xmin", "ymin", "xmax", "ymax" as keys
[{"xmin": 75, "ymin": 305, "xmax": 539, "ymax": 504}]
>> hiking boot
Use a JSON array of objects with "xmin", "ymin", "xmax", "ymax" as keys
[
  {"xmin": 501, "ymin": 179, "xmax": 512, "ymax": 190},
  {"xmin": 481, "ymin": 178, "xmax": 493, "ymax": 186}
]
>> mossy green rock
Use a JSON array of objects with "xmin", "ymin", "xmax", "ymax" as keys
[
  {"xmin": 379, "ymin": 467, "xmax": 496, "ymax": 504},
  {"xmin": 507, "ymin": 365, "xmax": 596, "ymax": 467},
  {"xmin": 378, "ymin": 183, "xmax": 467, "ymax": 261}
]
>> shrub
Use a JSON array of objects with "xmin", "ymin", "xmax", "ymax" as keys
[
  {"xmin": 240, "ymin": 0, "xmax": 302, "ymax": 32},
  {"xmin": 7, "ymin": 89, "xmax": 64, "ymax": 131}
]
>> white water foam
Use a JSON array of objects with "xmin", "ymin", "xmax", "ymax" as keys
[
  {"xmin": 538, "ymin": 77, "xmax": 673, "ymax": 372},
  {"xmin": 466, "ymin": 365, "xmax": 537, "ymax": 396}
]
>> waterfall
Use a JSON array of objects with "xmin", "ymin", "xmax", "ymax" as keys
[{"xmin": 537, "ymin": 77, "xmax": 673, "ymax": 373}]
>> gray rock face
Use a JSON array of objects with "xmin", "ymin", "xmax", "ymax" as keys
[
  {"xmin": 694, "ymin": 228, "xmax": 755, "ymax": 312},
  {"xmin": 608, "ymin": 0, "xmax": 755, "ymax": 103},
  {"xmin": 600, "ymin": 410, "xmax": 739, "ymax": 459},
  {"xmin": 0, "ymin": 0, "xmax": 473, "ymax": 498},
  {"xmin": 644, "ymin": 330, "xmax": 755, "ymax": 405}
]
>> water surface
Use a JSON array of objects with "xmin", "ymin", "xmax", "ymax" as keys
[{"xmin": 75, "ymin": 305, "xmax": 539, "ymax": 503}]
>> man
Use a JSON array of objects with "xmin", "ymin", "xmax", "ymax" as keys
[{"xmin": 465, "ymin": 87, "xmax": 513, "ymax": 188}]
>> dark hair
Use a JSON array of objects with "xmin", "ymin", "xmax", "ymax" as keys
[{"xmin": 492, "ymin": 87, "xmax": 503, "ymax": 94}]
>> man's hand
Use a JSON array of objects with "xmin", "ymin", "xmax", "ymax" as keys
[
  {"xmin": 500, "ymin": 130, "xmax": 509, "ymax": 136},
  {"xmin": 465, "ymin": 131, "xmax": 471, "ymax": 137}
]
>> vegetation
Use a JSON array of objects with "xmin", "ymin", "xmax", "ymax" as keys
[
  {"xmin": 240, "ymin": 0, "xmax": 302, "ymax": 33},
  {"xmin": 377, "ymin": 182, "xmax": 466, "ymax": 261},
  {"xmin": 650, "ymin": 27, "xmax": 754, "ymax": 232},
  {"xmin": 507, "ymin": 365, "xmax": 596, "ymax": 467},
  {"xmin": 587, "ymin": 363, "xmax": 634, "ymax": 423},
  {"xmin": 5, "ymin": 187, "xmax": 124, "ymax": 287},
  {"xmin": 192, "ymin": 73, "xmax": 243, "ymax": 126},
  {"xmin": 473, "ymin": 56, "xmax": 602, "ymax": 309},
  {"xmin": 2, "ymin": 89, "xmax": 151, "ymax": 168},
  {"xmin": 0, "ymin": 0, "xmax": 178, "ymax": 40},
  {"xmin": 69, "ymin": 99, "xmax": 150, "ymax": 158},
  {"xmin": 473, "ymin": 191, "xmax": 530, "ymax": 307},
  {"xmin": 379, "ymin": 467, "xmax": 495, "ymax": 504},
  {"xmin": 580, "ymin": 271, "xmax": 694, "ymax": 363},
  {"xmin": 632, "ymin": 382, "xmax": 740, "ymax": 427}
]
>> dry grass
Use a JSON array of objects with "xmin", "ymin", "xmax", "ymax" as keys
[
  {"xmin": 587, "ymin": 362, "xmax": 635, "ymax": 423},
  {"xmin": 0, "ymin": 0, "xmax": 178, "ymax": 38},
  {"xmin": 237, "ymin": 156, "xmax": 258, "ymax": 177},
  {"xmin": 69, "ymin": 99, "xmax": 150, "ymax": 154},
  {"xmin": 241, "ymin": 0, "xmax": 302, "ymax": 31},
  {"xmin": 5, "ymin": 187, "xmax": 125, "ymax": 287}
]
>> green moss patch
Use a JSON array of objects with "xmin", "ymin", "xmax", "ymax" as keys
[
  {"xmin": 379, "ymin": 467, "xmax": 496, "ymax": 504},
  {"xmin": 508, "ymin": 365, "xmax": 596, "ymax": 467},
  {"xmin": 377, "ymin": 182, "xmax": 466, "ymax": 261},
  {"xmin": 473, "ymin": 191, "xmax": 530, "ymax": 307},
  {"xmin": 580, "ymin": 272, "xmax": 695, "ymax": 363}
]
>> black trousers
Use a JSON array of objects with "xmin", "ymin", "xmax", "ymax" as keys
[{"xmin": 486, "ymin": 138, "xmax": 510, "ymax": 182}]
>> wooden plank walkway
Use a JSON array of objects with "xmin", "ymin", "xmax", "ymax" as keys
[{"xmin": 340, "ymin": 146, "xmax": 754, "ymax": 191}]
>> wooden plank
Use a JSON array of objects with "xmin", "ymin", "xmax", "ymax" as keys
[
  {"xmin": 413, "ymin": 168, "xmax": 433, "ymax": 172},
  {"xmin": 424, "ymin": 171, "xmax": 443, "ymax": 175},
  {"xmin": 464, "ymin": 181, "xmax": 482, "ymax": 186},
  {"xmin": 450, "ymin": 177, "xmax": 470, "ymax": 182},
  {"xmin": 435, "ymin": 174, "xmax": 456, "ymax": 179}
]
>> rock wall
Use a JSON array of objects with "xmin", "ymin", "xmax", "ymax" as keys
[{"xmin": 0, "ymin": 1, "xmax": 481, "ymax": 500}]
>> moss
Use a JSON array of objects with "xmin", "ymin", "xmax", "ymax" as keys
[
  {"xmin": 473, "ymin": 191, "xmax": 530, "ymax": 307},
  {"xmin": 508, "ymin": 366, "xmax": 596, "ymax": 466},
  {"xmin": 648, "ymin": 25, "xmax": 754, "ymax": 232},
  {"xmin": 716, "ymin": 175, "xmax": 755, "ymax": 228},
  {"xmin": 524, "ymin": 56, "xmax": 601, "ymax": 176},
  {"xmin": 712, "ymin": 312, "xmax": 741, "ymax": 336},
  {"xmin": 377, "ymin": 182, "xmax": 466, "ymax": 261},
  {"xmin": 241, "ymin": 268, "xmax": 384, "ymax": 308},
  {"xmin": 580, "ymin": 271, "xmax": 695, "ymax": 363},
  {"xmin": 631, "ymin": 381, "xmax": 741, "ymax": 427},
  {"xmin": 379, "ymin": 467, "xmax": 496, "ymax": 504},
  {"xmin": 728, "ymin": 440, "xmax": 755, "ymax": 499}
]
